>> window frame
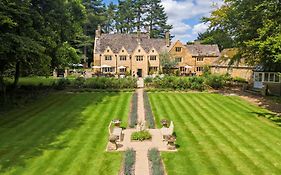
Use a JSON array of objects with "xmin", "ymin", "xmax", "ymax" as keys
[{"xmin": 175, "ymin": 47, "xmax": 182, "ymax": 52}]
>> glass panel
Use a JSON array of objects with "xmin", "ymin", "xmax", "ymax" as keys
[
  {"xmin": 254, "ymin": 73, "xmax": 259, "ymax": 81},
  {"xmin": 264, "ymin": 73, "xmax": 269, "ymax": 82},
  {"xmin": 258, "ymin": 73, "xmax": 262, "ymax": 82},
  {"xmin": 275, "ymin": 74, "xmax": 280, "ymax": 82},
  {"xmin": 270, "ymin": 73, "xmax": 274, "ymax": 82}
]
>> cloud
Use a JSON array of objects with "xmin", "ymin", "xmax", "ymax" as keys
[
  {"xmin": 192, "ymin": 22, "xmax": 210, "ymax": 35},
  {"xmin": 161, "ymin": 0, "xmax": 223, "ymax": 42}
]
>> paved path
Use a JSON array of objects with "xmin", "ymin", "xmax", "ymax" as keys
[{"xmin": 137, "ymin": 78, "xmax": 144, "ymax": 88}]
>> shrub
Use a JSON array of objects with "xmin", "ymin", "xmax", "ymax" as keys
[
  {"xmin": 148, "ymin": 148, "xmax": 165, "ymax": 175},
  {"xmin": 205, "ymin": 74, "xmax": 226, "ymax": 89},
  {"xmin": 73, "ymin": 77, "xmax": 86, "ymax": 88},
  {"xmin": 233, "ymin": 77, "xmax": 247, "ymax": 83},
  {"xmin": 124, "ymin": 148, "xmax": 136, "ymax": 175},
  {"xmin": 143, "ymin": 91, "xmax": 155, "ymax": 128},
  {"xmin": 131, "ymin": 130, "xmax": 152, "ymax": 141},
  {"xmin": 129, "ymin": 92, "xmax": 138, "ymax": 128},
  {"xmin": 85, "ymin": 77, "xmax": 137, "ymax": 89},
  {"xmin": 53, "ymin": 78, "xmax": 71, "ymax": 90}
]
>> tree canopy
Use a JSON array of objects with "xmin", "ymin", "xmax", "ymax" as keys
[{"xmin": 202, "ymin": 0, "xmax": 281, "ymax": 67}]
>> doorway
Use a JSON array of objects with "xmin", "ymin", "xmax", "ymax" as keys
[{"xmin": 137, "ymin": 69, "xmax": 142, "ymax": 77}]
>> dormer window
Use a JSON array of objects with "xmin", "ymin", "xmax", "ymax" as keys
[
  {"xmin": 197, "ymin": 57, "xmax": 204, "ymax": 61},
  {"xmin": 175, "ymin": 47, "xmax": 182, "ymax": 52},
  {"xmin": 105, "ymin": 55, "xmax": 112, "ymax": 60}
]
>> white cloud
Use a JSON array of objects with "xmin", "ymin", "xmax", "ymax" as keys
[
  {"xmin": 161, "ymin": 0, "xmax": 223, "ymax": 42},
  {"xmin": 192, "ymin": 22, "xmax": 210, "ymax": 35}
]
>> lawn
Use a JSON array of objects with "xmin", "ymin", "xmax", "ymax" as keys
[
  {"xmin": 0, "ymin": 92, "xmax": 132, "ymax": 175},
  {"xmin": 149, "ymin": 92, "xmax": 281, "ymax": 175}
]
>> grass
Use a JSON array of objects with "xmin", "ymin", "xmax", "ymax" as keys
[
  {"xmin": 0, "ymin": 92, "xmax": 132, "ymax": 175},
  {"xmin": 4, "ymin": 76, "xmax": 56, "ymax": 86},
  {"xmin": 149, "ymin": 92, "xmax": 281, "ymax": 175}
]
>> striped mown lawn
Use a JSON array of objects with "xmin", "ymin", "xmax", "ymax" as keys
[
  {"xmin": 0, "ymin": 92, "xmax": 131, "ymax": 175},
  {"xmin": 149, "ymin": 92, "xmax": 281, "ymax": 175}
]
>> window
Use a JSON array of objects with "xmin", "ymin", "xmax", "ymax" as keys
[
  {"xmin": 270, "ymin": 73, "xmax": 274, "ymax": 82},
  {"xmin": 120, "ymin": 68, "xmax": 126, "ymax": 73},
  {"xmin": 275, "ymin": 74, "xmax": 280, "ymax": 82},
  {"xmin": 180, "ymin": 67, "xmax": 186, "ymax": 71},
  {"xmin": 197, "ymin": 57, "xmax": 204, "ymax": 61},
  {"xmin": 264, "ymin": 73, "xmax": 269, "ymax": 82},
  {"xmin": 149, "ymin": 67, "xmax": 158, "ymax": 74},
  {"xmin": 138, "ymin": 49, "xmax": 141, "ymax": 52},
  {"xmin": 175, "ymin": 57, "xmax": 182, "ymax": 63},
  {"xmin": 175, "ymin": 47, "xmax": 182, "ymax": 52},
  {"xmin": 102, "ymin": 67, "xmax": 114, "ymax": 73},
  {"xmin": 196, "ymin": 67, "xmax": 203, "ymax": 72},
  {"xmin": 120, "ymin": 56, "xmax": 127, "ymax": 61},
  {"xmin": 255, "ymin": 73, "xmax": 263, "ymax": 82},
  {"xmin": 105, "ymin": 55, "xmax": 112, "ymax": 61},
  {"xmin": 136, "ymin": 56, "xmax": 143, "ymax": 61},
  {"xmin": 150, "ymin": 55, "xmax": 157, "ymax": 61},
  {"xmin": 152, "ymin": 50, "xmax": 154, "ymax": 53},
  {"xmin": 122, "ymin": 50, "xmax": 124, "ymax": 52},
  {"xmin": 107, "ymin": 49, "xmax": 110, "ymax": 52}
]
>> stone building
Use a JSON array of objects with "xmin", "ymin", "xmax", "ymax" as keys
[{"xmin": 93, "ymin": 27, "xmax": 220, "ymax": 77}]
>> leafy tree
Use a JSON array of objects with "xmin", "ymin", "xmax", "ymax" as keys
[
  {"xmin": 197, "ymin": 29, "xmax": 234, "ymax": 51},
  {"xmin": 203, "ymin": 0, "xmax": 281, "ymax": 66},
  {"xmin": 159, "ymin": 51, "xmax": 177, "ymax": 75}
]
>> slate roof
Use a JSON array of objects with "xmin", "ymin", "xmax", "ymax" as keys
[
  {"xmin": 185, "ymin": 44, "xmax": 220, "ymax": 57},
  {"xmin": 212, "ymin": 48, "xmax": 253, "ymax": 68},
  {"xmin": 94, "ymin": 33, "xmax": 167, "ymax": 54}
]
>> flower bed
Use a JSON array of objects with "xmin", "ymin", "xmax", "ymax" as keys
[{"xmin": 131, "ymin": 130, "xmax": 152, "ymax": 141}]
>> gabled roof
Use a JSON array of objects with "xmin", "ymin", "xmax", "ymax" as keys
[
  {"xmin": 94, "ymin": 33, "xmax": 167, "ymax": 54},
  {"xmin": 212, "ymin": 48, "xmax": 253, "ymax": 68},
  {"xmin": 185, "ymin": 44, "xmax": 220, "ymax": 57}
]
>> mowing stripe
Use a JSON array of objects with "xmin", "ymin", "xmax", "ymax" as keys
[
  {"xmin": 192, "ymin": 94, "xmax": 280, "ymax": 173},
  {"xmin": 165, "ymin": 93, "xmax": 244, "ymax": 175},
  {"xmin": 169, "ymin": 93, "xmax": 252, "ymax": 175}
]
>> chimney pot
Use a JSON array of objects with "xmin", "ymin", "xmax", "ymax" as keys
[{"xmin": 165, "ymin": 31, "xmax": 170, "ymax": 47}]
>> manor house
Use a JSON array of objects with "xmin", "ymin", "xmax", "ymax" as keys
[{"xmin": 93, "ymin": 26, "xmax": 220, "ymax": 77}]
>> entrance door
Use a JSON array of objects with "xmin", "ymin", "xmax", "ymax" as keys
[{"xmin": 137, "ymin": 69, "xmax": 142, "ymax": 77}]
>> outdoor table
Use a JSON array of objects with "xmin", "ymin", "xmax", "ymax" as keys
[{"xmin": 112, "ymin": 127, "xmax": 122, "ymax": 141}]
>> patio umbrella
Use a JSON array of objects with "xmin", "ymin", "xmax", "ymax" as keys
[
  {"xmin": 118, "ymin": 66, "xmax": 126, "ymax": 69},
  {"xmin": 184, "ymin": 65, "xmax": 193, "ymax": 69},
  {"xmin": 92, "ymin": 66, "xmax": 101, "ymax": 68},
  {"xmin": 101, "ymin": 65, "xmax": 111, "ymax": 68}
]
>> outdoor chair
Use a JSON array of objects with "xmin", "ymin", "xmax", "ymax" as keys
[{"xmin": 108, "ymin": 121, "xmax": 123, "ymax": 142}]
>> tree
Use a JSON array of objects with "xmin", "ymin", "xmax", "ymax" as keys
[
  {"xmin": 145, "ymin": 0, "xmax": 172, "ymax": 38},
  {"xmin": 197, "ymin": 29, "xmax": 234, "ymax": 51},
  {"xmin": 203, "ymin": 0, "xmax": 281, "ymax": 66},
  {"xmin": 104, "ymin": 2, "xmax": 117, "ymax": 33},
  {"xmin": 159, "ymin": 51, "xmax": 177, "ymax": 75},
  {"xmin": 115, "ymin": 0, "xmax": 136, "ymax": 33}
]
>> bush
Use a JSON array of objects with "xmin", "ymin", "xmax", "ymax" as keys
[
  {"xmin": 205, "ymin": 74, "xmax": 226, "ymax": 89},
  {"xmin": 131, "ymin": 130, "xmax": 152, "ymax": 141},
  {"xmin": 148, "ymin": 148, "xmax": 165, "ymax": 175},
  {"xmin": 124, "ymin": 148, "xmax": 136, "ymax": 175},
  {"xmin": 143, "ymin": 91, "xmax": 155, "ymax": 128},
  {"xmin": 233, "ymin": 77, "xmax": 247, "ymax": 83},
  {"xmin": 73, "ymin": 77, "xmax": 86, "ymax": 88},
  {"xmin": 85, "ymin": 77, "xmax": 137, "ymax": 89},
  {"xmin": 53, "ymin": 78, "xmax": 71, "ymax": 90},
  {"xmin": 129, "ymin": 92, "xmax": 138, "ymax": 128}
]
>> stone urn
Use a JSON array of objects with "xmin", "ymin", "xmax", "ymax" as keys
[
  {"xmin": 108, "ymin": 135, "xmax": 118, "ymax": 150},
  {"xmin": 112, "ymin": 119, "xmax": 121, "ymax": 127},
  {"xmin": 161, "ymin": 119, "xmax": 169, "ymax": 127},
  {"xmin": 166, "ymin": 135, "xmax": 176, "ymax": 150}
]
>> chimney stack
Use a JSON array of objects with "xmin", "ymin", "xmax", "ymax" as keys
[
  {"xmin": 165, "ymin": 31, "xmax": 170, "ymax": 47},
  {"xmin": 95, "ymin": 25, "xmax": 101, "ymax": 38},
  {"xmin": 137, "ymin": 29, "xmax": 141, "ymax": 45}
]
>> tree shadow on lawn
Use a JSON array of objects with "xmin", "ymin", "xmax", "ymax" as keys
[
  {"xmin": 252, "ymin": 112, "xmax": 281, "ymax": 127},
  {"xmin": 0, "ymin": 92, "xmax": 119, "ymax": 173}
]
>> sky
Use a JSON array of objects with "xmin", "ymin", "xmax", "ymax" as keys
[{"xmin": 103, "ymin": 0, "xmax": 223, "ymax": 43}]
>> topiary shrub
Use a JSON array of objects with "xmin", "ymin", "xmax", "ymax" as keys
[
  {"xmin": 129, "ymin": 92, "xmax": 138, "ymax": 128},
  {"xmin": 143, "ymin": 91, "xmax": 155, "ymax": 128}
]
